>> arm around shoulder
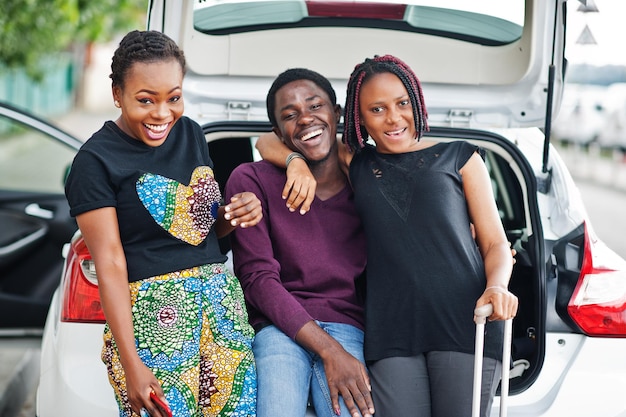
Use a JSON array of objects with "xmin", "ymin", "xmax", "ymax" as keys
[
  {"xmin": 256, "ymin": 132, "xmax": 291, "ymax": 167},
  {"xmin": 256, "ymin": 132, "xmax": 317, "ymax": 214}
]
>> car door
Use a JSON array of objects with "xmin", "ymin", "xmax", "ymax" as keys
[{"xmin": 0, "ymin": 102, "xmax": 81, "ymax": 333}]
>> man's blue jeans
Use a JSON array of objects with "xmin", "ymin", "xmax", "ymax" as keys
[{"xmin": 253, "ymin": 321, "xmax": 365, "ymax": 417}]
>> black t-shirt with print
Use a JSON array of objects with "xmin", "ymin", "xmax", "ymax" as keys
[{"xmin": 65, "ymin": 116, "xmax": 226, "ymax": 282}]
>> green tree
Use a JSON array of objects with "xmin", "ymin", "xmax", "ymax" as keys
[{"xmin": 0, "ymin": 0, "xmax": 147, "ymax": 80}]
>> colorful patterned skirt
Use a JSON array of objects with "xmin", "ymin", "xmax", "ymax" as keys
[{"xmin": 102, "ymin": 263, "xmax": 257, "ymax": 416}]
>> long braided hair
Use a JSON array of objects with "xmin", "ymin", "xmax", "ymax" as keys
[
  {"xmin": 342, "ymin": 55, "xmax": 429, "ymax": 153},
  {"xmin": 110, "ymin": 30, "xmax": 186, "ymax": 88}
]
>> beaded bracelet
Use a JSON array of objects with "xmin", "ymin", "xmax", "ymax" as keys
[{"xmin": 286, "ymin": 152, "xmax": 306, "ymax": 168}]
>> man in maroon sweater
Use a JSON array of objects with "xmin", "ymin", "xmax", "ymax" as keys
[{"xmin": 224, "ymin": 68, "xmax": 375, "ymax": 417}]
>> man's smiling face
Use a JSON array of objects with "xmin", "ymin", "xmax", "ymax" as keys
[{"xmin": 273, "ymin": 79, "xmax": 340, "ymax": 163}]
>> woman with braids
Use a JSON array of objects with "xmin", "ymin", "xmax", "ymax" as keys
[
  {"xmin": 256, "ymin": 54, "xmax": 518, "ymax": 417},
  {"xmin": 65, "ymin": 30, "xmax": 259, "ymax": 417}
]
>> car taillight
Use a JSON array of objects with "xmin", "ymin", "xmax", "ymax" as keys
[
  {"xmin": 61, "ymin": 235, "xmax": 105, "ymax": 323},
  {"xmin": 567, "ymin": 222, "xmax": 626, "ymax": 336},
  {"xmin": 306, "ymin": 1, "xmax": 406, "ymax": 19}
]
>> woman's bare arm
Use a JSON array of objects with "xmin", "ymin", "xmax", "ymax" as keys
[
  {"xmin": 77, "ymin": 208, "xmax": 166, "ymax": 416},
  {"xmin": 461, "ymin": 153, "xmax": 519, "ymax": 321},
  {"xmin": 256, "ymin": 132, "xmax": 317, "ymax": 214}
]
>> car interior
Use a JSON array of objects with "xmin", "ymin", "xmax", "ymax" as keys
[{"xmin": 0, "ymin": 114, "xmax": 78, "ymax": 331}]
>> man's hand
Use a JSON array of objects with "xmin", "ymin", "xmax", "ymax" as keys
[
  {"xmin": 295, "ymin": 321, "xmax": 375, "ymax": 417},
  {"xmin": 322, "ymin": 348, "xmax": 375, "ymax": 417}
]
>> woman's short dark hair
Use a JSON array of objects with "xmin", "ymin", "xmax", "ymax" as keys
[{"xmin": 110, "ymin": 30, "xmax": 186, "ymax": 88}]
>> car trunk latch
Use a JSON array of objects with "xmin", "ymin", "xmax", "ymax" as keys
[
  {"xmin": 227, "ymin": 101, "xmax": 252, "ymax": 120},
  {"xmin": 447, "ymin": 109, "xmax": 473, "ymax": 128}
]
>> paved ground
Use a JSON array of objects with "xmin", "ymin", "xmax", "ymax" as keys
[
  {"xmin": 557, "ymin": 143, "xmax": 626, "ymax": 192},
  {"xmin": 0, "ymin": 338, "xmax": 41, "ymax": 417},
  {"xmin": 55, "ymin": 108, "xmax": 119, "ymax": 141}
]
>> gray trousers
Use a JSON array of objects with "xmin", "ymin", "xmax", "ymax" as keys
[{"xmin": 369, "ymin": 351, "xmax": 501, "ymax": 417}]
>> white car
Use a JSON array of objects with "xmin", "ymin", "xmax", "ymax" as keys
[{"xmin": 37, "ymin": 1, "xmax": 626, "ymax": 416}]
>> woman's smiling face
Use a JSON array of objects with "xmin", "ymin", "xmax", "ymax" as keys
[
  {"xmin": 358, "ymin": 72, "xmax": 418, "ymax": 154},
  {"xmin": 113, "ymin": 58, "xmax": 184, "ymax": 147}
]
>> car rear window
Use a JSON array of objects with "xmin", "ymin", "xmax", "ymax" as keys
[{"xmin": 193, "ymin": 0, "xmax": 524, "ymax": 46}]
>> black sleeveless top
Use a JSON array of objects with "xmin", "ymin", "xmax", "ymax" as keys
[{"xmin": 350, "ymin": 141, "xmax": 504, "ymax": 361}]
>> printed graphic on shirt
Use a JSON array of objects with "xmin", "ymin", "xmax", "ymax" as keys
[
  {"xmin": 371, "ymin": 158, "xmax": 414, "ymax": 222},
  {"xmin": 136, "ymin": 166, "xmax": 221, "ymax": 245}
]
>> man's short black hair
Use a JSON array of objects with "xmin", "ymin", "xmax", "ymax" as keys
[{"xmin": 266, "ymin": 68, "xmax": 337, "ymax": 127}]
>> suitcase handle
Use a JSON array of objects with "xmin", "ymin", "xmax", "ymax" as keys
[
  {"xmin": 474, "ymin": 303, "xmax": 494, "ymax": 324},
  {"xmin": 472, "ymin": 303, "xmax": 512, "ymax": 417}
]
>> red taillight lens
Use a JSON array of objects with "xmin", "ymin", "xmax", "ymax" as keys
[
  {"xmin": 306, "ymin": 1, "xmax": 406, "ymax": 19},
  {"xmin": 567, "ymin": 222, "xmax": 626, "ymax": 336},
  {"xmin": 61, "ymin": 236, "xmax": 105, "ymax": 323}
]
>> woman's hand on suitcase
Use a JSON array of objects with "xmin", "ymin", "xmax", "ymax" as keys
[{"xmin": 477, "ymin": 286, "xmax": 518, "ymax": 321}]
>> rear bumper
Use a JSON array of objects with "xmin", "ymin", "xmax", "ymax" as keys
[
  {"xmin": 37, "ymin": 298, "xmax": 114, "ymax": 417},
  {"xmin": 493, "ymin": 333, "xmax": 626, "ymax": 416}
]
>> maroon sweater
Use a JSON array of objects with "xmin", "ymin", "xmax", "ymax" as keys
[{"xmin": 224, "ymin": 161, "xmax": 366, "ymax": 339}]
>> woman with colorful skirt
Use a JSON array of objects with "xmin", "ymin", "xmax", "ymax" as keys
[{"xmin": 64, "ymin": 30, "xmax": 261, "ymax": 417}]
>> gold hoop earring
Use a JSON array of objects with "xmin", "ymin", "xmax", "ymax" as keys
[{"xmin": 114, "ymin": 100, "xmax": 120, "ymax": 108}]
